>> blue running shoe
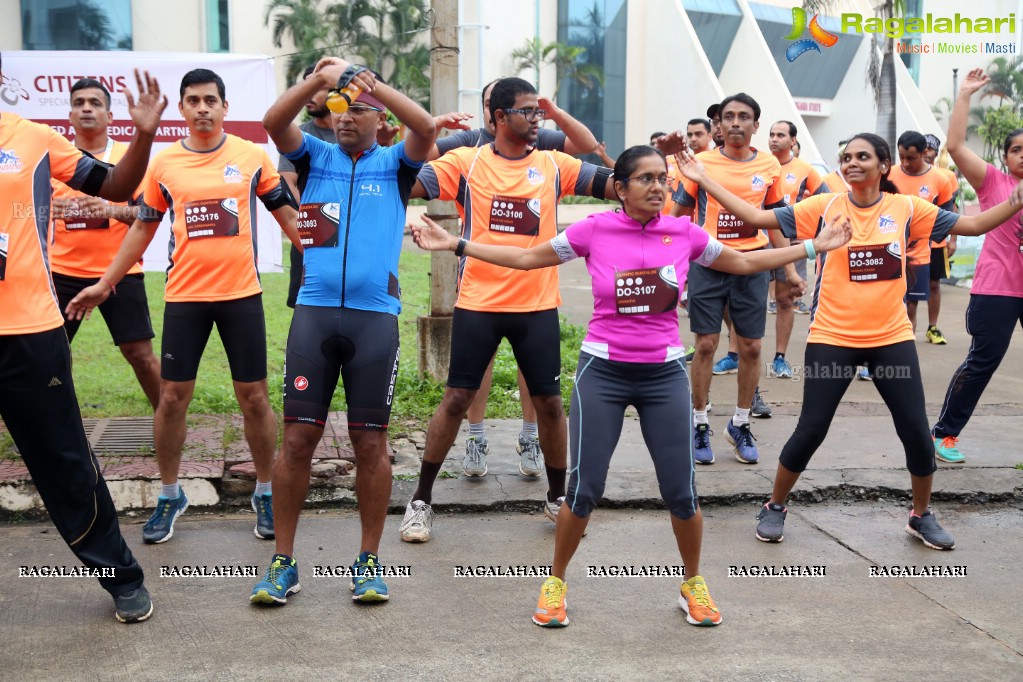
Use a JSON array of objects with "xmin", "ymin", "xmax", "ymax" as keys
[
  {"xmin": 712, "ymin": 354, "xmax": 739, "ymax": 375},
  {"xmin": 142, "ymin": 493, "xmax": 188, "ymax": 544},
  {"xmin": 350, "ymin": 551, "xmax": 389, "ymax": 602},
  {"xmin": 250, "ymin": 554, "xmax": 300, "ymax": 605},
  {"xmin": 726, "ymin": 421, "xmax": 759, "ymax": 464},
  {"xmin": 857, "ymin": 366, "xmax": 872, "ymax": 381},
  {"xmin": 693, "ymin": 423, "xmax": 714, "ymax": 464},
  {"xmin": 770, "ymin": 356, "xmax": 793, "ymax": 379},
  {"xmin": 252, "ymin": 493, "xmax": 275, "ymax": 539}
]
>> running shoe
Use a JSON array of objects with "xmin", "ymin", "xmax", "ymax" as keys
[
  {"xmin": 756, "ymin": 502, "xmax": 787, "ymax": 542},
  {"xmin": 399, "ymin": 499, "xmax": 434, "ymax": 543},
  {"xmin": 794, "ymin": 300, "xmax": 811, "ymax": 314},
  {"xmin": 114, "ymin": 586, "xmax": 154, "ymax": 623},
  {"xmin": 142, "ymin": 492, "xmax": 188, "ymax": 544},
  {"xmin": 684, "ymin": 346, "xmax": 696, "ymax": 363},
  {"xmin": 767, "ymin": 299, "xmax": 777, "ymax": 315},
  {"xmin": 726, "ymin": 421, "xmax": 759, "ymax": 464},
  {"xmin": 516, "ymin": 435, "xmax": 544, "ymax": 478},
  {"xmin": 350, "ymin": 551, "xmax": 389, "ymax": 602},
  {"xmin": 532, "ymin": 576, "xmax": 569, "ymax": 627},
  {"xmin": 678, "ymin": 576, "xmax": 722, "ymax": 626},
  {"xmin": 250, "ymin": 554, "xmax": 300, "ymax": 604},
  {"xmin": 933, "ymin": 435, "xmax": 965, "ymax": 463},
  {"xmin": 712, "ymin": 354, "xmax": 739, "ymax": 375},
  {"xmin": 462, "ymin": 436, "xmax": 489, "ymax": 477},
  {"xmin": 693, "ymin": 423, "xmax": 714, "ymax": 465},
  {"xmin": 906, "ymin": 509, "xmax": 955, "ymax": 550},
  {"xmin": 543, "ymin": 495, "xmax": 564, "ymax": 523},
  {"xmin": 857, "ymin": 366, "xmax": 872, "ymax": 381},
  {"xmin": 770, "ymin": 355, "xmax": 793, "ymax": 379},
  {"xmin": 751, "ymin": 387, "xmax": 772, "ymax": 418},
  {"xmin": 251, "ymin": 493, "xmax": 274, "ymax": 539},
  {"xmin": 926, "ymin": 325, "xmax": 948, "ymax": 345}
]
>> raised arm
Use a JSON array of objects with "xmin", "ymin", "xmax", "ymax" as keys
[
  {"xmin": 411, "ymin": 215, "xmax": 562, "ymax": 270},
  {"xmin": 539, "ymin": 96, "xmax": 598, "ymax": 156},
  {"xmin": 676, "ymin": 150, "xmax": 781, "ymax": 230},
  {"xmin": 96, "ymin": 70, "xmax": 167, "ymax": 201},
  {"xmin": 951, "ymin": 181, "xmax": 1023, "ymax": 235},
  {"xmin": 946, "ymin": 68, "xmax": 990, "ymax": 189}
]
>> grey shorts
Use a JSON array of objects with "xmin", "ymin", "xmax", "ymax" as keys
[
  {"xmin": 688, "ymin": 263, "xmax": 770, "ymax": 339},
  {"xmin": 769, "ymin": 240, "xmax": 809, "ymax": 282}
]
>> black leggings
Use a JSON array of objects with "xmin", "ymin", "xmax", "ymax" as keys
[{"xmin": 780, "ymin": 341, "xmax": 936, "ymax": 477}]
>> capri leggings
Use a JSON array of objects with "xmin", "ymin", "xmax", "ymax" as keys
[
  {"xmin": 780, "ymin": 341, "xmax": 936, "ymax": 477},
  {"xmin": 565, "ymin": 352, "xmax": 698, "ymax": 519}
]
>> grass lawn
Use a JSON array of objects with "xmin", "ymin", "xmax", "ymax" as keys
[{"xmin": 66, "ymin": 242, "xmax": 585, "ymax": 422}]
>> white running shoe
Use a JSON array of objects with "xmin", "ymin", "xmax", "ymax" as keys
[{"xmin": 399, "ymin": 500, "xmax": 434, "ymax": 543}]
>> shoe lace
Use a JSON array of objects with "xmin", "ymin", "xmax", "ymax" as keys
[
  {"xmin": 735, "ymin": 423, "xmax": 757, "ymax": 448},
  {"xmin": 145, "ymin": 498, "xmax": 170, "ymax": 529},
  {"xmin": 265, "ymin": 559, "xmax": 286, "ymax": 587},
  {"xmin": 408, "ymin": 502, "xmax": 429, "ymax": 527},
  {"xmin": 258, "ymin": 497, "xmax": 273, "ymax": 524},
  {"xmin": 354, "ymin": 556, "xmax": 381, "ymax": 586},
  {"xmin": 695, "ymin": 425, "xmax": 712, "ymax": 448},
  {"xmin": 940, "ymin": 436, "xmax": 958, "ymax": 449},
  {"xmin": 466, "ymin": 439, "xmax": 483, "ymax": 464},
  {"xmin": 688, "ymin": 580, "xmax": 712, "ymax": 607},
  {"xmin": 541, "ymin": 580, "xmax": 564, "ymax": 609},
  {"xmin": 522, "ymin": 438, "xmax": 542, "ymax": 465}
]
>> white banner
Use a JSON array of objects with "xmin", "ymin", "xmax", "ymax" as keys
[{"xmin": 0, "ymin": 51, "xmax": 283, "ymax": 273}]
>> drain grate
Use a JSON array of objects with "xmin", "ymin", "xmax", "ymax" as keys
[{"xmin": 83, "ymin": 417, "xmax": 154, "ymax": 455}]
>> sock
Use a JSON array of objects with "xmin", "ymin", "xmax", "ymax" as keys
[
  {"xmin": 693, "ymin": 409, "xmax": 709, "ymax": 425},
  {"xmin": 412, "ymin": 461, "xmax": 443, "ymax": 505},
  {"xmin": 546, "ymin": 466, "xmax": 567, "ymax": 500},
  {"xmin": 467, "ymin": 421, "xmax": 486, "ymax": 442},
  {"xmin": 774, "ymin": 352, "xmax": 785, "ymax": 361},
  {"xmin": 766, "ymin": 502, "xmax": 786, "ymax": 511},
  {"xmin": 727, "ymin": 351, "xmax": 738, "ymax": 361},
  {"xmin": 519, "ymin": 420, "xmax": 538, "ymax": 441},
  {"xmin": 272, "ymin": 553, "xmax": 292, "ymax": 564},
  {"xmin": 732, "ymin": 407, "xmax": 750, "ymax": 427},
  {"xmin": 161, "ymin": 482, "xmax": 180, "ymax": 499},
  {"xmin": 254, "ymin": 480, "xmax": 271, "ymax": 497}
]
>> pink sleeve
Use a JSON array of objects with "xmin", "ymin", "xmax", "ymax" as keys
[
  {"xmin": 686, "ymin": 217, "xmax": 710, "ymax": 259},
  {"xmin": 563, "ymin": 214, "xmax": 597, "ymax": 258}
]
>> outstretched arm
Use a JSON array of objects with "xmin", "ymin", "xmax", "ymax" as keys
[
  {"xmin": 710, "ymin": 214, "xmax": 852, "ymax": 275},
  {"xmin": 946, "ymin": 68, "xmax": 990, "ymax": 189},
  {"xmin": 676, "ymin": 150, "xmax": 781, "ymax": 230},
  {"xmin": 952, "ymin": 181, "xmax": 1023, "ymax": 235},
  {"xmin": 411, "ymin": 215, "xmax": 562, "ymax": 270}
]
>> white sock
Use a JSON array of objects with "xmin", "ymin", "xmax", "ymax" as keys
[
  {"xmin": 732, "ymin": 407, "xmax": 751, "ymax": 427},
  {"xmin": 254, "ymin": 480, "xmax": 272, "ymax": 497},
  {"xmin": 161, "ymin": 482, "xmax": 180, "ymax": 499},
  {"xmin": 467, "ymin": 421, "xmax": 486, "ymax": 442},
  {"xmin": 519, "ymin": 420, "xmax": 538, "ymax": 441},
  {"xmin": 693, "ymin": 409, "xmax": 709, "ymax": 425}
]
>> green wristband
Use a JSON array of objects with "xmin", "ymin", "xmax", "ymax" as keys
[{"xmin": 804, "ymin": 239, "xmax": 816, "ymax": 260}]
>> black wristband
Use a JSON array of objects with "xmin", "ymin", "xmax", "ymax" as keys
[
  {"xmin": 336, "ymin": 64, "xmax": 368, "ymax": 91},
  {"xmin": 455, "ymin": 238, "xmax": 467, "ymax": 257}
]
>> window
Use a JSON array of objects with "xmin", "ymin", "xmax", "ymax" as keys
[
  {"xmin": 21, "ymin": 0, "xmax": 132, "ymax": 51},
  {"xmin": 206, "ymin": 0, "xmax": 230, "ymax": 53}
]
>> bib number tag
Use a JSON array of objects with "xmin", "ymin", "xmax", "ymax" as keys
[
  {"xmin": 615, "ymin": 266, "xmax": 679, "ymax": 315},
  {"xmin": 848, "ymin": 242, "xmax": 902, "ymax": 281},
  {"xmin": 716, "ymin": 211, "xmax": 758, "ymax": 240},
  {"xmin": 298, "ymin": 202, "xmax": 340, "ymax": 248},
  {"xmin": 62, "ymin": 204, "xmax": 109, "ymax": 230},
  {"xmin": 184, "ymin": 198, "xmax": 240, "ymax": 239},
  {"xmin": 489, "ymin": 195, "xmax": 541, "ymax": 236}
]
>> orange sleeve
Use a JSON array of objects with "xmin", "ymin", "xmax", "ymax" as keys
[
  {"xmin": 426, "ymin": 153, "xmax": 465, "ymax": 201},
  {"xmin": 256, "ymin": 148, "xmax": 282, "ymax": 196},
  {"xmin": 138, "ymin": 163, "xmax": 166, "ymax": 218},
  {"xmin": 46, "ymin": 126, "xmax": 88, "ymax": 185},
  {"xmin": 556, "ymin": 153, "xmax": 583, "ymax": 197},
  {"xmin": 909, "ymin": 195, "xmax": 940, "ymax": 244},
  {"xmin": 764, "ymin": 163, "xmax": 784, "ymax": 206},
  {"xmin": 806, "ymin": 166, "xmax": 824, "ymax": 195},
  {"xmin": 790, "ymin": 194, "xmax": 826, "ymax": 240}
]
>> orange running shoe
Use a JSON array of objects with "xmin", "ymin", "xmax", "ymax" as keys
[
  {"xmin": 532, "ymin": 576, "xmax": 569, "ymax": 627},
  {"xmin": 679, "ymin": 576, "xmax": 722, "ymax": 626}
]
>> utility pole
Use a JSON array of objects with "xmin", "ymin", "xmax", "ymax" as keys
[{"xmin": 418, "ymin": 0, "xmax": 459, "ymax": 380}]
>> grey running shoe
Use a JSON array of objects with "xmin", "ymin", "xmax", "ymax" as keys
[
  {"xmin": 517, "ymin": 435, "xmax": 544, "ymax": 478},
  {"xmin": 544, "ymin": 495, "xmax": 564, "ymax": 523},
  {"xmin": 142, "ymin": 493, "xmax": 188, "ymax": 544},
  {"xmin": 462, "ymin": 437, "xmax": 488, "ymax": 477},
  {"xmin": 400, "ymin": 500, "xmax": 434, "ymax": 543},
  {"xmin": 114, "ymin": 586, "xmax": 154, "ymax": 623},
  {"xmin": 906, "ymin": 509, "xmax": 955, "ymax": 550},
  {"xmin": 251, "ymin": 493, "xmax": 274, "ymax": 539},
  {"xmin": 751, "ymin": 387, "xmax": 772, "ymax": 418},
  {"xmin": 756, "ymin": 503, "xmax": 787, "ymax": 543}
]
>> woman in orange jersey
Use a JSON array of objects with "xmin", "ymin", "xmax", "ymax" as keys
[{"xmin": 679, "ymin": 133, "xmax": 1023, "ymax": 551}]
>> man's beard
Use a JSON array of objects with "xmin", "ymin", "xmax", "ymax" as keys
[{"xmin": 308, "ymin": 105, "xmax": 330, "ymax": 119}]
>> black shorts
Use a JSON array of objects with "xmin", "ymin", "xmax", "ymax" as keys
[
  {"xmin": 161, "ymin": 294, "xmax": 267, "ymax": 383},
  {"xmin": 286, "ymin": 243, "xmax": 303, "ymax": 309},
  {"xmin": 53, "ymin": 272, "xmax": 155, "ymax": 345},
  {"xmin": 906, "ymin": 263, "xmax": 931, "ymax": 302},
  {"xmin": 688, "ymin": 263, "xmax": 770, "ymax": 339},
  {"xmin": 283, "ymin": 305, "xmax": 399, "ymax": 431},
  {"xmin": 929, "ymin": 246, "xmax": 950, "ymax": 281},
  {"xmin": 448, "ymin": 308, "xmax": 562, "ymax": 396}
]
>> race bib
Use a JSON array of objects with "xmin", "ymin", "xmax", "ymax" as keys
[
  {"xmin": 615, "ymin": 266, "xmax": 679, "ymax": 315},
  {"xmin": 183, "ymin": 198, "xmax": 240, "ymax": 239},
  {"xmin": 0, "ymin": 233, "xmax": 8, "ymax": 281},
  {"xmin": 62, "ymin": 203, "xmax": 109, "ymax": 230},
  {"xmin": 489, "ymin": 195, "xmax": 541, "ymax": 236},
  {"xmin": 716, "ymin": 211, "xmax": 758, "ymax": 240},
  {"xmin": 298, "ymin": 202, "xmax": 340, "ymax": 248},
  {"xmin": 848, "ymin": 242, "xmax": 902, "ymax": 281}
]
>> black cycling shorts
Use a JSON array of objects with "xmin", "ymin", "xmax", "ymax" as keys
[{"xmin": 161, "ymin": 294, "xmax": 267, "ymax": 382}]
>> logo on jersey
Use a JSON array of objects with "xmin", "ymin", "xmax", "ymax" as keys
[
  {"xmin": 784, "ymin": 7, "xmax": 839, "ymax": 62},
  {"xmin": 918, "ymin": 185, "xmax": 932, "ymax": 198},
  {"xmin": 223, "ymin": 164, "xmax": 243, "ymax": 183},
  {"xmin": 0, "ymin": 75, "xmax": 30, "ymax": 107},
  {"xmin": 751, "ymin": 175, "xmax": 766, "ymax": 191},
  {"xmin": 0, "ymin": 149, "xmax": 23, "ymax": 173},
  {"xmin": 785, "ymin": 173, "xmax": 797, "ymax": 184},
  {"xmin": 662, "ymin": 235, "xmax": 673, "ymax": 245},
  {"xmin": 294, "ymin": 376, "xmax": 309, "ymax": 391},
  {"xmin": 527, "ymin": 167, "xmax": 544, "ymax": 185},
  {"xmin": 878, "ymin": 214, "xmax": 897, "ymax": 233}
]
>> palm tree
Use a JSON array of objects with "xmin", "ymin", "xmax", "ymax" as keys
[
  {"xmin": 265, "ymin": 0, "xmax": 331, "ymax": 83},
  {"xmin": 983, "ymin": 56, "xmax": 1023, "ymax": 106},
  {"xmin": 510, "ymin": 38, "xmax": 604, "ymax": 102}
]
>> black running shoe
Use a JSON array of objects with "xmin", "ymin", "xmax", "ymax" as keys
[{"xmin": 756, "ymin": 502, "xmax": 786, "ymax": 543}]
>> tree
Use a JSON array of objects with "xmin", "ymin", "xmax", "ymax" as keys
[
  {"xmin": 265, "ymin": 0, "xmax": 332, "ymax": 84},
  {"xmin": 982, "ymin": 55, "xmax": 1023, "ymax": 106},
  {"xmin": 510, "ymin": 38, "xmax": 604, "ymax": 102},
  {"xmin": 976, "ymin": 106, "xmax": 1023, "ymax": 171}
]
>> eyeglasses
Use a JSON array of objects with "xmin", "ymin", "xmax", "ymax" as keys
[
  {"xmin": 623, "ymin": 174, "xmax": 671, "ymax": 187},
  {"xmin": 504, "ymin": 108, "xmax": 547, "ymax": 122},
  {"xmin": 343, "ymin": 105, "xmax": 383, "ymax": 116}
]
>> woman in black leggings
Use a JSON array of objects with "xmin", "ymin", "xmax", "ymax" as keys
[{"xmin": 679, "ymin": 133, "xmax": 1023, "ymax": 550}]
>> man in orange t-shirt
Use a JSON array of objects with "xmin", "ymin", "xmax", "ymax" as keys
[
  {"xmin": 398, "ymin": 77, "xmax": 610, "ymax": 544},
  {"xmin": 50, "ymin": 78, "xmax": 160, "ymax": 409},
  {"xmin": 1, "ymin": 55, "xmax": 166, "ymax": 623},
  {"xmin": 69, "ymin": 69, "xmax": 302, "ymax": 547},
  {"xmin": 671, "ymin": 93, "xmax": 800, "ymax": 466}
]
